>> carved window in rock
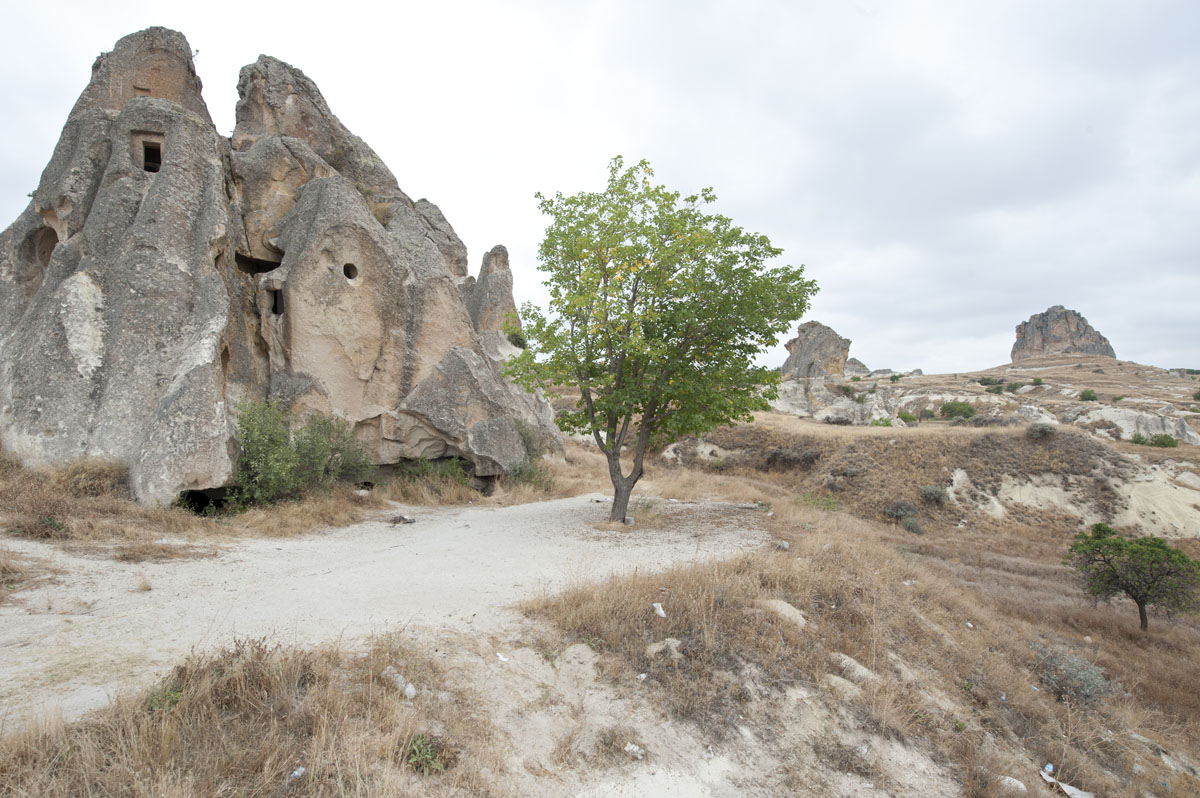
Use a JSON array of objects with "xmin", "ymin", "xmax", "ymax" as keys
[
  {"xmin": 270, "ymin": 289, "xmax": 284, "ymax": 316},
  {"xmin": 343, "ymin": 263, "xmax": 358, "ymax": 280},
  {"xmin": 132, "ymin": 131, "xmax": 165, "ymax": 174}
]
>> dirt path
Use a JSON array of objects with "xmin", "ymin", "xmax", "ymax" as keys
[{"xmin": 0, "ymin": 494, "xmax": 769, "ymax": 729}]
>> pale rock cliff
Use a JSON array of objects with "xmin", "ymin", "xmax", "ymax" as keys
[{"xmin": 1012, "ymin": 305, "xmax": 1115, "ymax": 362}]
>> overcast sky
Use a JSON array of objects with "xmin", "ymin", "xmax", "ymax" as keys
[{"xmin": 2, "ymin": 1, "xmax": 1197, "ymax": 373}]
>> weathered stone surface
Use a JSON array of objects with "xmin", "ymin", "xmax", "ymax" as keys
[
  {"xmin": 1012, "ymin": 305, "xmax": 1115, "ymax": 362},
  {"xmin": 781, "ymin": 321, "xmax": 850, "ymax": 379},
  {"xmin": 1063, "ymin": 405, "xmax": 1200, "ymax": 446},
  {"xmin": 844, "ymin": 357, "xmax": 870, "ymax": 378},
  {"xmin": 0, "ymin": 28, "xmax": 559, "ymax": 503}
]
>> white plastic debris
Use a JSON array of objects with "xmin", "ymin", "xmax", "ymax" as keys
[
  {"xmin": 389, "ymin": 514, "xmax": 416, "ymax": 524},
  {"xmin": 289, "ymin": 767, "xmax": 306, "ymax": 780},
  {"xmin": 775, "ymin": 540, "xmax": 790, "ymax": 551},
  {"xmin": 637, "ymin": 673, "xmax": 648, "ymax": 681},
  {"xmin": 624, "ymin": 742, "xmax": 646, "ymax": 760},
  {"xmin": 380, "ymin": 665, "xmax": 405, "ymax": 690},
  {"xmin": 496, "ymin": 653, "xmax": 509, "ymax": 662},
  {"xmin": 1039, "ymin": 767, "xmax": 1094, "ymax": 798},
  {"xmin": 966, "ymin": 621, "xmax": 974, "ymax": 629},
  {"xmin": 652, "ymin": 602, "xmax": 667, "ymax": 618},
  {"xmin": 1043, "ymin": 764, "xmax": 1054, "ymax": 775},
  {"xmin": 404, "ymin": 683, "xmax": 416, "ymax": 700}
]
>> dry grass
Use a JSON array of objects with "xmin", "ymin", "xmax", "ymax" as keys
[
  {"xmin": 0, "ymin": 547, "xmax": 38, "ymax": 603},
  {"xmin": 0, "ymin": 635, "xmax": 499, "ymax": 797},
  {"xmin": 526, "ymin": 507, "xmax": 1200, "ymax": 796}
]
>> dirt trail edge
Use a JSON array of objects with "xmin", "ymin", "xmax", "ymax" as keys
[{"xmin": 0, "ymin": 494, "xmax": 768, "ymax": 728}]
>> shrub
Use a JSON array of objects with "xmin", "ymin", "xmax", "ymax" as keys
[
  {"xmin": 897, "ymin": 410, "xmax": 918, "ymax": 424},
  {"xmin": 869, "ymin": 417, "xmax": 892, "ymax": 427},
  {"xmin": 977, "ymin": 377, "xmax": 1001, "ymax": 386},
  {"xmin": 1194, "ymin": 390, "xmax": 1200, "ymax": 401},
  {"xmin": 1031, "ymin": 644, "xmax": 1117, "ymax": 706},
  {"xmin": 1005, "ymin": 382, "xmax": 1021, "ymax": 393},
  {"xmin": 506, "ymin": 331, "xmax": 527, "ymax": 349},
  {"xmin": 1079, "ymin": 389, "xmax": 1098, "ymax": 401},
  {"xmin": 851, "ymin": 376, "xmax": 861, "ymax": 382},
  {"xmin": 1111, "ymin": 395, "xmax": 1124, "ymax": 402},
  {"xmin": 900, "ymin": 516, "xmax": 923, "ymax": 535},
  {"xmin": 1032, "ymin": 377, "xmax": 1044, "ymax": 386},
  {"xmin": 1027, "ymin": 421, "xmax": 1056, "ymax": 440},
  {"xmin": 889, "ymin": 374, "xmax": 900, "ymax": 383},
  {"xmin": 1130, "ymin": 432, "xmax": 1147, "ymax": 445},
  {"xmin": 1149, "ymin": 434, "xmax": 1178, "ymax": 448},
  {"xmin": 884, "ymin": 501, "xmax": 917, "ymax": 520},
  {"xmin": 839, "ymin": 384, "xmax": 855, "ymax": 398},
  {"xmin": 233, "ymin": 402, "xmax": 374, "ymax": 507},
  {"xmin": 919, "ymin": 485, "xmax": 947, "ymax": 504},
  {"xmin": 918, "ymin": 408, "xmax": 935, "ymax": 421},
  {"xmin": 939, "ymin": 400, "xmax": 975, "ymax": 420},
  {"xmin": 985, "ymin": 385, "xmax": 1003, "ymax": 394}
]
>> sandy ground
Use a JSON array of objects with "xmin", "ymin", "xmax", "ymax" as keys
[{"xmin": 0, "ymin": 494, "xmax": 770, "ymax": 731}]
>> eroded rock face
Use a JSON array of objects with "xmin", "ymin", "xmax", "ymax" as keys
[
  {"xmin": 0, "ymin": 28, "xmax": 559, "ymax": 502},
  {"xmin": 1012, "ymin": 306, "xmax": 1115, "ymax": 362},
  {"xmin": 781, "ymin": 321, "xmax": 851, "ymax": 379}
]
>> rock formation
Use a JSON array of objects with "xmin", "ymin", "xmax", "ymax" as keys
[
  {"xmin": 1011, "ymin": 305, "xmax": 1115, "ymax": 362},
  {"xmin": 781, "ymin": 321, "xmax": 851, "ymax": 379},
  {"xmin": 0, "ymin": 28, "xmax": 559, "ymax": 503},
  {"xmin": 844, "ymin": 358, "xmax": 870, "ymax": 378}
]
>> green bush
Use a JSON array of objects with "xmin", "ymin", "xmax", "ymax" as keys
[
  {"xmin": 1032, "ymin": 377, "xmax": 1044, "ymax": 386},
  {"xmin": 985, "ymin": 385, "xmax": 1003, "ymax": 394},
  {"xmin": 885, "ymin": 501, "xmax": 917, "ymax": 520},
  {"xmin": 919, "ymin": 408, "xmax": 936, "ymax": 421},
  {"xmin": 940, "ymin": 400, "xmax": 975, "ymax": 420},
  {"xmin": 1027, "ymin": 421, "xmax": 1056, "ymax": 440},
  {"xmin": 1130, "ymin": 432, "xmax": 1148, "ymax": 445},
  {"xmin": 1079, "ymin": 389, "xmax": 1098, "ymax": 401},
  {"xmin": 233, "ymin": 402, "xmax": 373, "ymax": 507},
  {"xmin": 889, "ymin": 374, "xmax": 901, "ymax": 383},
  {"xmin": 839, "ymin": 384, "xmax": 855, "ymax": 398},
  {"xmin": 1111, "ymin": 395, "xmax": 1124, "ymax": 402},
  {"xmin": 1149, "ymin": 434, "xmax": 1178, "ymax": 448},
  {"xmin": 919, "ymin": 485, "xmax": 947, "ymax": 504},
  {"xmin": 850, "ymin": 376, "xmax": 861, "ymax": 382},
  {"xmin": 869, "ymin": 417, "xmax": 892, "ymax": 427},
  {"xmin": 977, "ymin": 377, "xmax": 1001, "ymax": 386},
  {"xmin": 897, "ymin": 410, "xmax": 918, "ymax": 424},
  {"xmin": 1030, "ymin": 644, "xmax": 1117, "ymax": 706},
  {"xmin": 1193, "ymin": 390, "xmax": 1200, "ymax": 401},
  {"xmin": 900, "ymin": 516, "xmax": 923, "ymax": 535},
  {"xmin": 1005, "ymin": 382, "xmax": 1021, "ymax": 393},
  {"xmin": 506, "ymin": 331, "xmax": 528, "ymax": 349}
]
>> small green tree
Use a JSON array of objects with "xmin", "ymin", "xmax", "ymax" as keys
[
  {"xmin": 939, "ymin": 400, "xmax": 975, "ymax": 420},
  {"xmin": 1065, "ymin": 523, "xmax": 1200, "ymax": 631},
  {"xmin": 507, "ymin": 157, "xmax": 817, "ymax": 521}
]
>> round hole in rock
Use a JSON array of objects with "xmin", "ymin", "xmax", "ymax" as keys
[{"xmin": 343, "ymin": 263, "xmax": 358, "ymax": 280}]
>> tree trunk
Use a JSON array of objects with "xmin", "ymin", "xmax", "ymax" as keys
[
  {"xmin": 610, "ymin": 477, "xmax": 634, "ymax": 522},
  {"xmin": 1138, "ymin": 601, "xmax": 1148, "ymax": 632}
]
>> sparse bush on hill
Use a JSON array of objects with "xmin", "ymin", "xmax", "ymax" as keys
[
  {"xmin": 1194, "ymin": 390, "xmax": 1200, "ymax": 401},
  {"xmin": 1005, "ymin": 382, "xmax": 1021, "ymax": 393},
  {"xmin": 890, "ymin": 374, "xmax": 901, "ymax": 383},
  {"xmin": 977, "ymin": 377, "xmax": 1001, "ymax": 386},
  {"xmin": 900, "ymin": 516, "xmax": 923, "ymax": 535},
  {"xmin": 1149, "ymin": 434, "xmax": 1178, "ymax": 448},
  {"xmin": 1111, "ymin": 395, "xmax": 1124, "ymax": 402},
  {"xmin": 919, "ymin": 408, "xmax": 935, "ymax": 421},
  {"xmin": 884, "ymin": 501, "xmax": 917, "ymax": 520},
  {"xmin": 1027, "ymin": 422, "xmax": 1056, "ymax": 440},
  {"xmin": 1079, "ymin": 389, "xmax": 1098, "ymax": 401},
  {"xmin": 985, "ymin": 385, "xmax": 1003, "ymax": 394},
  {"xmin": 897, "ymin": 410, "xmax": 918, "ymax": 424},
  {"xmin": 869, "ymin": 417, "xmax": 892, "ymax": 427},
  {"xmin": 1032, "ymin": 377, "xmax": 1044, "ymax": 386},
  {"xmin": 919, "ymin": 485, "xmax": 947, "ymax": 504},
  {"xmin": 940, "ymin": 400, "xmax": 975, "ymax": 420},
  {"xmin": 1030, "ymin": 643, "xmax": 1117, "ymax": 706}
]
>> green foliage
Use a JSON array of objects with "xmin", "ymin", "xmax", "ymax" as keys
[
  {"xmin": 885, "ymin": 501, "xmax": 917, "ymax": 520},
  {"xmin": 919, "ymin": 408, "xmax": 935, "ymax": 421},
  {"xmin": 900, "ymin": 516, "xmax": 923, "ymax": 535},
  {"xmin": 1194, "ymin": 390, "xmax": 1200, "ymax": 401},
  {"xmin": 798, "ymin": 492, "xmax": 838, "ymax": 512},
  {"xmin": 1111, "ymin": 395, "xmax": 1124, "ymax": 402},
  {"xmin": 1130, "ymin": 432, "xmax": 1148, "ymax": 445},
  {"xmin": 1030, "ymin": 644, "xmax": 1117, "ymax": 706},
  {"xmin": 1032, "ymin": 377, "xmax": 1044, "ymax": 386},
  {"xmin": 1005, "ymin": 382, "xmax": 1021, "ymax": 393},
  {"xmin": 850, "ymin": 376, "xmax": 861, "ymax": 382},
  {"xmin": 897, "ymin": 410, "xmax": 918, "ymax": 424},
  {"xmin": 838, "ymin": 384, "xmax": 856, "ymax": 398},
  {"xmin": 939, "ymin": 400, "xmax": 975, "ymax": 420},
  {"xmin": 506, "ymin": 156, "xmax": 816, "ymax": 519},
  {"xmin": 889, "ymin": 374, "xmax": 901, "ymax": 383},
  {"xmin": 1065, "ymin": 522, "xmax": 1200, "ymax": 630},
  {"xmin": 232, "ymin": 402, "xmax": 373, "ymax": 507},
  {"xmin": 869, "ymin": 417, "xmax": 892, "ymax": 427},
  {"xmin": 1079, "ymin": 389, "xmax": 1098, "ymax": 401},
  {"xmin": 1148, "ymin": 434, "xmax": 1178, "ymax": 448},
  {"xmin": 1027, "ymin": 421, "xmax": 1056, "ymax": 440},
  {"xmin": 977, "ymin": 377, "xmax": 1001, "ymax": 386},
  {"xmin": 407, "ymin": 733, "xmax": 446, "ymax": 776},
  {"xmin": 985, "ymin": 385, "xmax": 1004, "ymax": 394},
  {"xmin": 919, "ymin": 485, "xmax": 947, "ymax": 504}
]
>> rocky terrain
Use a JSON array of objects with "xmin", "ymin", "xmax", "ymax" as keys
[
  {"xmin": 0, "ymin": 28, "xmax": 558, "ymax": 505},
  {"xmin": 1012, "ymin": 305, "xmax": 1116, "ymax": 362}
]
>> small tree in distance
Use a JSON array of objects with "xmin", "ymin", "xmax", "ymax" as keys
[
  {"xmin": 507, "ymin": 157, "xmax": 817, "ymax": 521},
  {"xmin": 1065, "ymin": 522, "xmax": 1200, "ymax": 631}
]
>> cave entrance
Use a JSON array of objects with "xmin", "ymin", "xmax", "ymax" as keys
[
  {"xmin": 270, "ymin": 289, "xmax": 284, "ymax": 315},
  {"xmin": 235, "ymin": 252, "xmax": 283, "ymax": 275},
  {"xmin": 142, "ymin": 142, "xmax": 162, "ymax": 173},
  {"xmin": 175, "ymin": 487, "xmax": 231, "ymax": 514},
  {"xmin": 32, "ymin": 226, "xmax": 58, "ymax": 269}
]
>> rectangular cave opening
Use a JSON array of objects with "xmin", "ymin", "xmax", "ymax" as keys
[
  {"xmin": 270, "ymin": 289, "xmax": 284, "ymax": 316},
  {"xmin": 142, "ymin": 141, "xmax": 162, "ymax": 173}
]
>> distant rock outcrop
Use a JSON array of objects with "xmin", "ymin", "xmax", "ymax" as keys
[
  {"xmin": 844, "ymin": 358, "xmax": 870, "ymax": 378},
  {"xmin": 781, "ymin": 321, "xmax": 851, "ymax": 379},
  {"xmin": 1012, "ymin": 306, "xmax": 1115, "ymax": 362},
  {"xmin": 0, "ymin": 28, "xmax": 559, "ymax": 503}
]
